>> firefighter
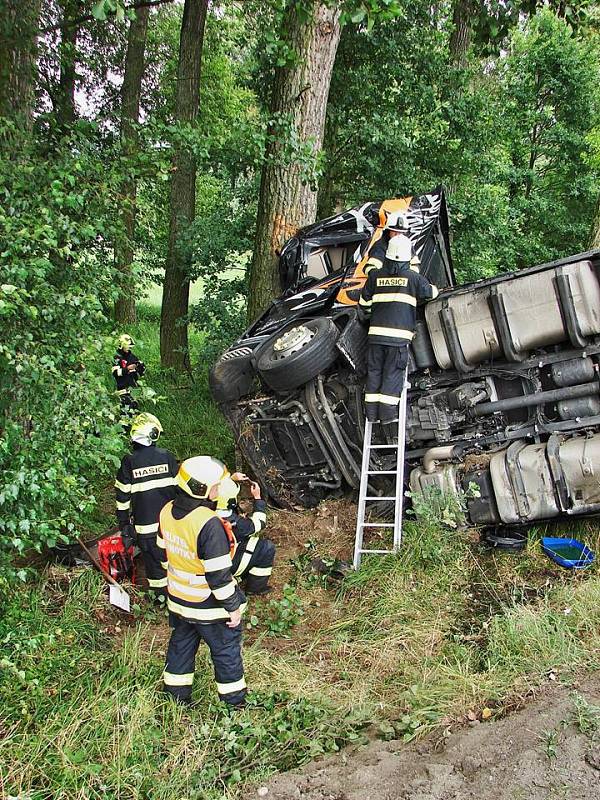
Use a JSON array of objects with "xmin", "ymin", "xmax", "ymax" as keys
[
  {"xmin": 364, "ymin": 211, "xmax": 421, "ymax": 276},
  {"xmin": 112, "ymin": 333, "xmax": 145, "ymax": 412},
  {"xmin": 358, "ymin": 231, "xmax": 438, "ymax": 430},
  {"xmin": 216, "ymin": 476, "xmax": 275, "ymax": 595},
  {"xmin": 159, "ymin": 456, "xmax": 248, "ymax": 707},
  {"xmin": 115, "ymin": 413, "xmax": 178, "ymax": 598}
]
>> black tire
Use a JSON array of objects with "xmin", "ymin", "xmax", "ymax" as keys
[
  {"xmin": 481, "ymin": 526, "xmax": 527, "ymax": 550},
  {"xmin": 257, "ymin": 318, "xmax": 340, "ymax": 393},
  {"xmin": 209, "ymin": 349, "xmax": 256, "ymax": 404}
]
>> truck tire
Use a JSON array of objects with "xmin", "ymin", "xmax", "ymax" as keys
[
  {"xmin": 257, "ymin": 318, "xmax": 340, "ymax": 393},
  {"xmin": 209, "ymin": 348, "xmax": 256, "ymax": 404}
]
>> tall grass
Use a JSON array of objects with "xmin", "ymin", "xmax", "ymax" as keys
[{"xmin": 2, "ymin": 512, "xmax": 600, "ymax": 798}]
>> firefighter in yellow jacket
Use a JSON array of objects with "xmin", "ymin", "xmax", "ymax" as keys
[{"xmin": 158, "ymin": 456, "xmax": 248, "ymax": 707}]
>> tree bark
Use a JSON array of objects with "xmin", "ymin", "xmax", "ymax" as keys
[
  {"xmin": 449, "ymin": 0, "xmax": 473, "ymax": 68},
  {"xmin": 590, "ymin": 197, "xmax": 600, "ymax": 250},
  {"xmin": 55, "ymin": 0, "xmax": 82, "ymax": 128},
  {"xmin": 0, "ymin": 0, "xmax": 42, "ymax": 124},
  {"xmin": 247, "ymin": 0, "xmax": 342, "ymax": 323},
  {"xmin": 160, "ymin": 0, "xmax": 208, "ymax": 369},
  {"xmin": 114, "ymin": 4, "xmax": 151, "ymax": 325}
]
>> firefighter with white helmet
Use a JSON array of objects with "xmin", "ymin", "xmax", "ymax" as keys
[
  {"xmin": 159, "ymin": 456, "xmax": 248, "ymax": 707},
  {"xmin": 363, "ymin": 210, "xmax": 422, "ymax": 275},
  {"xmin": 216, "ymin": 475, "xmax": 275, "ymax": 595},
  {"xmin": 359, "ymin": 221, "xmax": 438, "ymax": 431},
  {"xmin": 114, "ymin": 412, "xmax": 178, "ymax": 597},
  {"xmin": 112, "ymin": 333, "xmax": 145, "ymax": 412}
]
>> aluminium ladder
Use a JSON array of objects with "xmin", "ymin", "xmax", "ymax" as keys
[{"xmin": 353, "ymin": 370, "xmax": 410, "ymax": 570}]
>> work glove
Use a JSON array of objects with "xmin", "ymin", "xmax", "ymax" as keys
[{"xmin": 120, "ymin": 523, "xmax": 137, "ymax": 550}]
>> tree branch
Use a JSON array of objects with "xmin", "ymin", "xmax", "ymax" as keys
[{"xmin": 0, "ymin": 0, "xmax": 176, "ymax": 44}]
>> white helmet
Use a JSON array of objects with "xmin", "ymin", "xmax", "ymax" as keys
[
  {"xmin": 216, "ymin": 476, "xmax": 240, "ymax": 512},
  {"xmin": 177, "ymin": 456, "xmax": 229, "ymax": 499},
  {"xmin": 386, "ymin": 234, "xmax": 412, "ymax": 262}
]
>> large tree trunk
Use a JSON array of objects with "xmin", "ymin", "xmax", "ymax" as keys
[
  {"xmin": 114, "ymin": 4, "xmax": 151, "ymax": 325},
  {"xmin": 246, "ymin": 0, "xmax": 342, "ymax": 323},
  {"xmin": 55, "ymin": 0, "xmax": 82, "ymax": 128},
  {"xmin": 0, "ymin": 0, "xmax": 42, "ymax": 124},
  {"xmin": 160, "ymin": 0, "xmax": 208, "ymax": 370},
  {"xmin": 449, "ymin": 0, "xmax": 473, "ymax": 68}
]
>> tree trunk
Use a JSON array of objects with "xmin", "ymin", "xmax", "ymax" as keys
[
  {"xmin": 247, "ymin": 0, "xmax": 342, "ymax": 323},
  {"xmin": 114, "ymin": 4, "xmax": 151, "ymax": 325},
  {"xmin": 590, "ymin": 197, "xmax": 600, "ymax": 250},
  {"xmin": 0, "ymin": 0, "xmax": 42, "ymax": 124},
  {"xmin": 449, "ymin": 0, "xmax": 473, "ymax": 68},
  {"xmin": 160, "ymin": 0, "xmax": 208, "ymax": 370},
  {"xmin": 55, "ymin": 0, "xmax": 82, "ymax": 128}
]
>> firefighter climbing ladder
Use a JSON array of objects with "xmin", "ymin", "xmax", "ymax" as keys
[{"xmin": 353, "ymin": 370, "xmax": 410, "ymax": 570}]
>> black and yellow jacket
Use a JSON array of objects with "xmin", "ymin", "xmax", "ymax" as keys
[
  {"xmin": 359, "ymin": 258, "xmax": 438, "ymax": 346},
  {"xmin": 227, "ymin": 499, "xmax": 268, "ymax": 542},
  {"xmin": 115, "ymin": 443, "xmax": 179, "ymax": 535},
  {"xmin": 112, "ymin": 348, "xmax": 145, "ymax": 395},
  {"xmin": 158, "ymin": 493, "xmax": 247, "ymax": 623}
]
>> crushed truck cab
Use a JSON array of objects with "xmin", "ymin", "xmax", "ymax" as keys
[{"xmin": 210, "ymin": 187, "xmax": 600, "ymax": 528}]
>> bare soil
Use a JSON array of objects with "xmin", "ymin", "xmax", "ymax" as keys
[{"xmin": 259, "ymin": 678, "xmax": 600, "ymax": 800}]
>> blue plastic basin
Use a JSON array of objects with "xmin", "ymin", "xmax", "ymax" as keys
[{"xmin": 541, "ymin": 536, "xmax": 595, "ymax": 569}]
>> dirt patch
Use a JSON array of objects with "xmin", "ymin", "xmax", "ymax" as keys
[{"xmin": 259, "ymin": 677, "xmax": 600, "ymax": 800}]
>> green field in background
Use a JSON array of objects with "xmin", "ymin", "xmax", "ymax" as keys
[{"xmin": 142, "ymin": 280, "xmax": 205, "ymax": 308}]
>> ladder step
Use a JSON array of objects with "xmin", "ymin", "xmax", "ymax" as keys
[
  {"xmin": 369, "ymin": 445, "xmax": 400, "ymax": 450},
  {"xmin": 359, "ymin": 549, "xmax": 397, "ymax": 555},
  {"xmin": 365, "ymin": 496, "xmax": 397, "ymax": 501},
  {"xmin": 367, "ymin": 470, "xmax": 398, "ymax": 475},
  {"xmin": 361, "ymin": 523, "xmax": 394, "ymax": 528}
]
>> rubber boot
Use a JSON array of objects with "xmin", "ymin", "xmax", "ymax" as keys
[{"xmin": 244, "ymin": 574, "xmax": 273, "ymax": 595}]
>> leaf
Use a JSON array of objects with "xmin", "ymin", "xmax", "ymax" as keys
[
  {"xmin": 92, "ymin": 1, "xmax": 107, "ymax": 21},
  {"xmin": 350, "ymin": 9, "xmax": 366, "ymax": 24},
  {"xmin": 481, "ymin": 708, "xmax": 493, "ymax": 720}
]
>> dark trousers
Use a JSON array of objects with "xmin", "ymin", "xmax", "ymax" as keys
[
  {"xmin": 163, "ymin": 614, "xmax": 246, "ymax": 706},
  {"xmin": 364, "ymin": 343, "xmax": 409, "ymax": 422},
  {"xmin": 119, "ymin": 392, "xmax": 138, "ymax": 412},
  {"xmin": 138, "ymin": 535, "xmax": 167, "ymax": 596},
  {"xmin": 232, "ymin": 537, "xmax": 275, "ymax": 593}
]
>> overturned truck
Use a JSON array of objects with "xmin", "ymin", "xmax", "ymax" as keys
[{"xmin": 210, "ymin": 188, "xmax": 600, "ymax": 528}]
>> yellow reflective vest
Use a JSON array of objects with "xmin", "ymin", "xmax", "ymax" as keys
[{"xmin": 159, "ymin": 501, "xmax": 243, "ymax": 622}]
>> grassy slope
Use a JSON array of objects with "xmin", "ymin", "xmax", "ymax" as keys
[{"xmin": 2, "ymin": 314, "xmax": 600, "ymax": 799}]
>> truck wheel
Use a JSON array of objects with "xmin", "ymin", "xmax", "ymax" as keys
[
  {"xmin": 257, "ymin": 318, "xmax": 339, "ymax": 393},
  {"xmin": 209, "ymin": 348, "xmax": 256, "ymax": 404}
]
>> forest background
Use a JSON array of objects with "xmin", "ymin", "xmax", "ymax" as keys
[{"xmin": 1, "ymin": 0, "xmax": 600, "ymax": 580}]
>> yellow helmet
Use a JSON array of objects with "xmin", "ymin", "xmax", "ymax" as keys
[
  {"xmin": 216, "ymin": 476, "xmax": 240, "ymax": 511},
  {"xmin": 177, "ymin": 456, "xmax": 229, "ymax": 499},
  {"xmin": 130, "ymin": 412, "xmax": 162, "ymax": 444},
  {"xmin": 118, "ymin": 333, "xmax": 134, "ymax": 351}
]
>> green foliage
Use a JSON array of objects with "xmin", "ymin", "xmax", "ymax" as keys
[
  {"xmin": 322, "ymin": 4, "xmax": 600, "ymax": 281},
  {"xmin": 259, "ymin": 583, "xmax": 305, "ymax": 635},
  {"xmin": 0, "ymin": 571, "xmax": 364, "ymax": 798},
  {"xmin": 499, "ymin": 8, "xmax": 599, "ymax": 268},
  {"xmin": 571, "ymin": 691, "xmax": 600, "ymax": 738},
  {"xmin": 408, "ymin": 482, "xmax": 481, "ymax": 531},
  {"xmin": 0, "ymin": 122, "xmax": 126, "ymax": 584}
]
